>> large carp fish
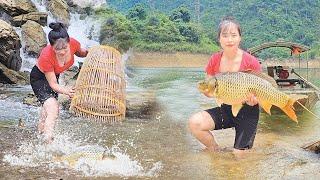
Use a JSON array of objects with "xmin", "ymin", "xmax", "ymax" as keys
[
  {"xmin": 53, "ymin": 148, "xmax": 116, "ymax": 167},
  {"xmin": 198, "ymin": 71, "xmax": 302, "ymax": 122}
]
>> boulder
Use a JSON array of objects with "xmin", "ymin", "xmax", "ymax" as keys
[
  {"xmin": 0, "ymin": 63, "xmax": 29, "ymax": 84},
  {"xmin": 0, "ymin": 0, "xmax": 37, "ymax": 17},
  {"xmin": 12, "ymin": 12, "xmax": 48, "ymax": 27},
  {"xmin": 302, "ymin": 140, "xmax": 320, "ymax": 154},
  {"xmin": 21, "ymin": 20, "xmax": 47, "ymax": 57},
  {"xmin": 0, "ymin": 19, "xmax": 22, "ymax": 71},
  {"xmin": 45, "ymin": 0, "xmax": 70, "ymax": 25},
  {"xmin": 66, "ymin": 0, "xmax": 89, "ymax": 14}
]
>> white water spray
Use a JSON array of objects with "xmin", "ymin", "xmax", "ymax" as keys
[{"xmin": 3, "ymin": 133, "xmax": 162, "ymax": 177}]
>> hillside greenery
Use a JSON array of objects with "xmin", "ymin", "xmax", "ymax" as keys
[
  {"xmin": 100, "ymin": 0, "xmax": 320, "ymax": 59},
  {"xmin": 96, "ymin": 5, "xmax": 218, "ymax": 54}
]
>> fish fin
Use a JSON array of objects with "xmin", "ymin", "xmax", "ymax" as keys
[
  {"xmin": 243, "ymin": 70, "xmax": 278, "ymax": 88},
  {"xmin": 231, "ymin": 104, "xmax": 243, "ymax": 117},
  {"xmin": 259, "ymin": 100, "xmax": 272, "ymax": 115},
  {"xmin": 289, "ymin": 94, "xmax": 308, "ymax": 101},
  {"xmin": 281, "ymin": 99, "xmax": 298, "ymax": 123},
  {"xmin": 215, "ymin": 98, "xmax": 223, "ymax": 107}
]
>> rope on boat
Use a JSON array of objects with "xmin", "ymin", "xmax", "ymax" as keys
[{"xmin": 296, "ymin": 100, "xmax": 320, "ymax": 120}]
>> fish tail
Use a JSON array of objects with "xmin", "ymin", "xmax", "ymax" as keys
[{"xmin": 282, "ymin": 98, "xmax": 298, "ymax": 123}]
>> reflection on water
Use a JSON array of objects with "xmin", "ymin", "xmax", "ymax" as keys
[{"xmin": 1, "ymin": 68, "xmax": 320, "ymax": 179}]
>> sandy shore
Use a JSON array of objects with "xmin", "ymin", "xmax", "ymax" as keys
[
  {"xmin": 127, "ymin": 51, "xmax": 320, "ymax": 68},
  {"xmin": 127, "ymin": 52, "xmax": 210, "ymax": 68}
]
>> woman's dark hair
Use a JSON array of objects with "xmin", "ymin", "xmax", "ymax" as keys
[
  {"xmin": 217, "ymin": 16, "xmax": 241, "ymax": 40},
  {"xmin": 48, "ymin": 22, "xmax": 70, "ymax": 45}
]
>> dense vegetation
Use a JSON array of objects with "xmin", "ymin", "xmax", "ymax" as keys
[
  {"xmin": 96, "ymin": 5, "xmax": 218, "ymax": 54},
  {"xmin": 100, "ymin": 0, "xmax": 320, "ymax": 59}
]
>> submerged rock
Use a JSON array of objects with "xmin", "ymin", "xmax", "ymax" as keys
[
  {"xmin": 302, "ymin": 140, "xmax": 320, "ymax": 154},
  {"xmin": 22, "ymin": 93, "xmax": 40, "ymax": 107}
]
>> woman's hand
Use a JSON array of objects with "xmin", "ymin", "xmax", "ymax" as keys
[
  {"xmin": 75, "ymin": 48, "xmax": 88, "ymax": 57},
  {"xmin": 64, "ymin": 87, "xmax": 75, "ymax": 98},
  {"xmin": 245, "ymin": 93, "xmax": 259, "ymax": 106}
]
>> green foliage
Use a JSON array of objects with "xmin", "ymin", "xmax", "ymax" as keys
[
  {"xmin": 97, "ymin": 5, "xmax": 215, "ymax": 53},
  {"xmin": 97, "ymin": 8, "xmax": 135, "ymax": 52},
  {"xmin": 126, "ymin": 3, "xmax": 147, "ymax": 20},
  {"xmin": 177, "ymin": 22, "xmax": 201, "ymax": 43},
  {"xmin": 309, "ymin": 42, "xmax": 320, "ymax": 59},
  {"xmin": 106, "ymin": 0, "xmax": 320, "ymax": 58},
  {"xmin": 169, "ymin": 6, "xmax": 191, "ymax": 23},
  {"xmin": 142, "ymin": 13, "xmax": 181, "ymax": 43}
]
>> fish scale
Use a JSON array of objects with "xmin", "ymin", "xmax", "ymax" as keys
[{"xmin": 198, "ymin": 72, "xmax": 299, "ymax": 122}]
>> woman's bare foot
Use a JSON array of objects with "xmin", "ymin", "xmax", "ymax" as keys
[
  {"xmin": 233, "ymin": 148, "xmax": 250, "ymax": 159},
  {"xmin": 203, "ymin": 146, "xmax": 230, "ymax": 153}
]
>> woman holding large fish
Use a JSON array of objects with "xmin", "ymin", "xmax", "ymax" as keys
[{"xmin": 188, "ymin": 16, "xmax": 261, "ymax": 157}]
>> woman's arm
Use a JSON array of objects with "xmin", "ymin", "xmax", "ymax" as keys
[
  {"xmin": 45, "ymin": 71, "xmax": 75, "ymax": 98},
  {"xmin": 75, "ymin": 48, "xmax": 88, "ymax": 57}
]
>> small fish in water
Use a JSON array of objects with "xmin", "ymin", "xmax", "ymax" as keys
[
  {"xmin": 198, "ymin": 71, "xmax": 306, "ymax": 122},
  {"xmin": 53, "ymin": 150, "xmax": 116, "ymax": 167}
]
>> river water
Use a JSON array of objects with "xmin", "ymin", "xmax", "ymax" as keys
[{"xmin": 0, "ymin": 68, "xmax": 320, "ymax": 179}]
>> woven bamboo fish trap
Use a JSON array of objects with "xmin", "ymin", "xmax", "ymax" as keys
[{"xmin": 70, "ymin": 45, "xmax": 126, "ymax": 122}]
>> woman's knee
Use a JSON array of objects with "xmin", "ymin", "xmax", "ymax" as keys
[
  {"xmin": 188, "ymin": 111, "xmax": 214, "ymax": 131},
  {"xmin": 43, "ymin": 98, "xmax": 59, "ymax": 118}
]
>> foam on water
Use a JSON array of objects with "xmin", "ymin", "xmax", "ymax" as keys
[
  {"xmin": 72, "ymin": 0, "xmax": 106, "ymax": 8},
  {"xmin": 3, "ymin": 133, "xmax": 162, "ymax": 177}
]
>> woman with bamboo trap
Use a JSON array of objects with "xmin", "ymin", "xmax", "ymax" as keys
[
  {"xmin": 30, "ymin": 22, "xmax": 88, "ymax": 143},
  {"xmin": 188, "ymin": 16, "xmax": 261, "ymax": 157}
]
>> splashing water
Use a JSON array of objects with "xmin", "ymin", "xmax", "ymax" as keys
[
  {"xmin": 3, "ymin": 133, "xmax": 162, "ymax": 177},
  {"xmin": 72, "ymin": 0, "xmax": 107, "ymax": 8}
]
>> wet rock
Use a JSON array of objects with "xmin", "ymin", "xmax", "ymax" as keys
[
  {"xmin": 59, "ymin": 95, "xmax": 71, "ymax": 110},
  {"xmin": 0, "ymin": 0, "xmax": 37, "ymax": 17},
  {"xmin": 0, "ymin": 94, "xmax": 8, "ymax": 100},
  {"xmin": 66, "ymin": 0, "xmax": 91, "ymax": 15},
  {"xmin": 126, "ymin": 88, "xmax": 158, "ymax": 119},
  {"xmin": 12, "ymin": 12, "xmax": 48, "ymax": 27},
  {"xmin": 21, "ymin": 20, "xmax": 47, "ymax": 57},
  {"xmin": 0, "ymin": 19, "xmax": 22, "ymax": 71},
  {"xmin": 63, "ymin": 65, "xmax": 79, "ymax": 84},
  {"xmin": 0, "ymin": 63, "xmax": 28, "ymax": 85},
  {"xmin": 45, "ymin": 0, "xmax": 70, "ymax": 25},
  {"xmin": 22, "ymin": 93, "xmax": 40, "ymax": 107},
  {"xmin": 302, "ymin": 140, "xmax": 320, "ymax": 154}
]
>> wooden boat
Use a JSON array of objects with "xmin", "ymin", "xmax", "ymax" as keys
[{"xmin": 248, "ymin": 40, "xmax": 320, "ymax": 112}]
